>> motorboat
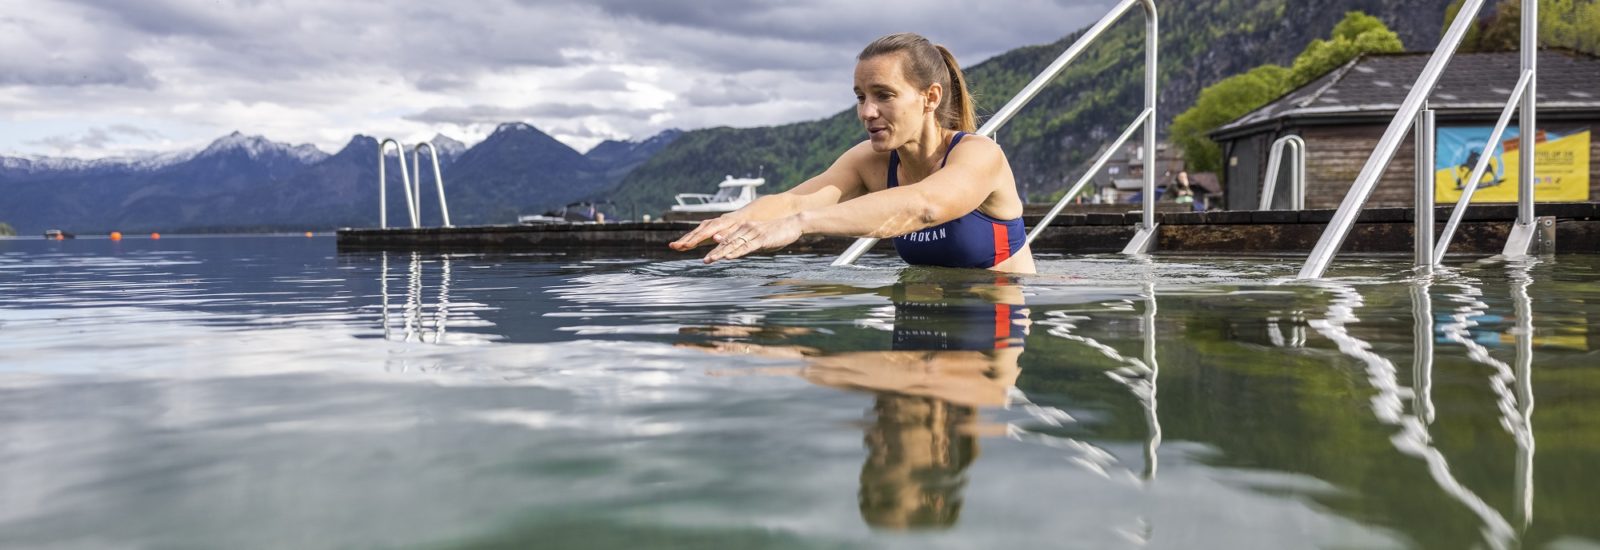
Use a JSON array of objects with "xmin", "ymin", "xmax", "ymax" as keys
[
  {"xmin": 518, "ymin": 201, "xmax": 605, "ymax": 225},
  {"xmin": 43, "ymin": 229, "xmax": 76, "ymax": 240},
  {"xmin": 670, "ymin": 176, "xmax": 764, "ymax": 213}
]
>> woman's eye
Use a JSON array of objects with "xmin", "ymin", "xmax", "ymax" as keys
[
  {"xmin": 877, "ymin": 93, "xmax": 892, "ymax": 101},
  {"xmin": 855, "ymin": 95, "xmax": 865, "ymax": 103}
]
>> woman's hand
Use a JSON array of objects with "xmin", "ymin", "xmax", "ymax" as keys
[
  {"xmin": 669, "ymin": 215, "xmax": 746, "ymax": 251},
  {"xmin": 701, "ymin": 215, "xmax": 804, "ymax": 264}
]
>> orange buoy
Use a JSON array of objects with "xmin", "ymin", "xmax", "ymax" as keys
[
  {"xmin": 151, "ymin": 232, "xmax": 161, "ymax": 240},
  {"xmin": 305, "ymin": 231, "xmax": 314, "ymax": 238},
  {"xmin": 109, "ymin": 231, "xmax": 122, "ymax": 241}
]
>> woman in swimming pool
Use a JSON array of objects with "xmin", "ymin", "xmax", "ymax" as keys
[{"xmin": 668, "ymin": 32, "xmax": 1036, "ymax": 274}]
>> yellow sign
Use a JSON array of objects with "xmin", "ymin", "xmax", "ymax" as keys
[{"xmin": 1434, "ymin": 128, "xmax": 1591, "ymax": 203}]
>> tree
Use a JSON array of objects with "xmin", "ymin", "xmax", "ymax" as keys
[
  {"xmin": 1448, "ymin": 0, "xmax": 1600, "ymax": 55},
  {"xmin": 0, "ymin": 222, "xmax": 14, "ymax": 237},
  {"xmin": 1171, "ymin": 65, "xmax": 1293, "ymax": 173},
  {"xmin": 1173, "ymin": 11, "xmax": 1404, "ymax": 173},
  {"xmin": 1290, "ymin": 12, "xmax": 1406, "ymax": 87}
]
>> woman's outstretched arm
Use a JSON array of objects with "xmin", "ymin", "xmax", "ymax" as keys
[
  {"xmin": 699, "ymin": 136, "xmax": 1005, "ymax": 263},
  {"xmin": 669, "ymin": 142, "xmax": 874, "ymax": 252}
]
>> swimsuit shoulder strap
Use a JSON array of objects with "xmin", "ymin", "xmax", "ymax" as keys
[
  {"xmin": 891, "ymin": 131, "xmax": 965, "ymax": 187},
  {"xmin": 887, "ymin": 150, "xmax": 900, "ymax": 188},
  {"xmin": 939, "ymin": 131, "xmax": 967, "ymax": 168}
]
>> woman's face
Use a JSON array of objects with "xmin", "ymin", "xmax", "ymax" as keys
[{"xmin": 854, "ymin": 53, "xmax": 939, "ymax": 152}]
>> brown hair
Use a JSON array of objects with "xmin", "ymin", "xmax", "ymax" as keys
[{"xmin": 859, "ymin": 33, "xmax": 976, "ymax": 133}]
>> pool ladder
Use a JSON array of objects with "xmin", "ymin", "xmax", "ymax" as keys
[
  {"xmin": 378, "ymin": 138, "xmax": 453, "ymax": 229},
  {"xmin": 1259, "ymin": 135, "xmax": 1306, "ymax": 211},
  {"xmin": 1300, "ymin": 0, "xmax": 1540, "ymax": 278}
]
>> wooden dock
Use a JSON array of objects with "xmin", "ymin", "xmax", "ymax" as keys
[{"xmin": 337, "ymin": 203, "xmax": 1600, "ymax": 256}]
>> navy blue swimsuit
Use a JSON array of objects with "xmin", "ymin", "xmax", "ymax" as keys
[
  {"xmin": 893, "ymin": 295, "xmax": 1029, "ymax": 351},
  {"xmin": 888, "ymin": 132, "xmax": 1027, "ymax": 269}
]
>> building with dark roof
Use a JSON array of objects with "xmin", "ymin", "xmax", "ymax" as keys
[{"xmin": 1211, "ymin": 49, "xmax": 1600, "ymax": 211}]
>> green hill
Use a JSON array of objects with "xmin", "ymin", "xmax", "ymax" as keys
[{"xmin": 609, "ymin": 0, "xmax": 1457, "ymax": 214}]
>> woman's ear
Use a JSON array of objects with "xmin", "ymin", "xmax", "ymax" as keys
[{"xmin": 924, "ymin": 82, "xmax": 944, "ymax": 115}]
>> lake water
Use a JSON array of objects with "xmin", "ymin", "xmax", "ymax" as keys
[{"xmin": 2, "ymin": 236, "xmax": 1597, "ymax": 549}]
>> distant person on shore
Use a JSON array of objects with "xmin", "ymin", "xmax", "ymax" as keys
[
  {"xmin": 1172, "ymin": 170, "xmax": 1204, "ymax": 212},
  {"xmin": 669, "ymin": 33, "xmax": 1035, "ymax": 273}
]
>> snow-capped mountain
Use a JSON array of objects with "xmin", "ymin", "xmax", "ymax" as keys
[
  {"xmin": 194, "ymin": 131, "xmax": 328, "ymax": 164},
  {"xmin": 1, "ymin": 132, "xmax": 326, "ymax": 181},
  {"xmin": 0, "ymin": 149, "xmax": 195, "ymax": 177},
  {"xmin": 429, "ymin": 134, "xmax": 467, "ymax": 162},
  {"xmin": 0, "ymin": 124, "xmax": 670, "ymax": 233}
]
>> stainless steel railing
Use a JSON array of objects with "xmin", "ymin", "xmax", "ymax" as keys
[
  {"xmin": 1433, "ymin": 70, "xmax": 1534, "ymax": 258},
  {"xmin": 378, "ymin": 139, "xmax": 453, "ymax": 229},
  {"xmin": 1258, "ymin": 135, "xmax": 1305, "ymax": 211},
  {"xmin": 832, "ymin": 0, "xmax": 1158, "ymax": 266},
  {"xmin": 1415, "ymin": 108, "xmax": 1437, "ymax": 268},
  {"xmin": 412, "ymin": 142, "xmax": 453, "ymax": 228},
  {"xmin": 1299, "ymin": 0, "xmax": 1537, "ymax": 278},
  {"xmin": 378, "ymin": 138, "xmax": 418, "ymax": 229}
]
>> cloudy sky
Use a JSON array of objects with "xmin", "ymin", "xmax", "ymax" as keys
[{"xmin": 1, "ymin": 0, "xmax": 1115, "ymax": 159}]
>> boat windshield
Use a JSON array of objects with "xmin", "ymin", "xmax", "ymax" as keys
[{"xmin": 711, "ymin": 187, "xmax": 740, "ymax": 202}]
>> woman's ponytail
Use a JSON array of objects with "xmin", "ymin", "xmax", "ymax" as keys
[{"xmin": 934, "ymin": 44, "xmax": 976, "ymax": 133}]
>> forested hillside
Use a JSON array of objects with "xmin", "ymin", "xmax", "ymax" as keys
[{"xmin": 610, "ymin": 0, "xmax": 1460, "ymax": 213}]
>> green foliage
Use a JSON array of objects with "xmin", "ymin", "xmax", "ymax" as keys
[
  {"xmin": 1291, "ymin": 12, "xmax": 1406, "ymax": 86},
  {"xmin": 1544, "ymin": 0, "xmax": 1600, "ymax": 53},
  {"xmin": 1173, "ymin": 11, "xmax": 1403, "ymax": 172},
  {"xmin": 0, "ymin": 222, "xmax": 14, "ymax": 237},
  {"xmin": 1171, "ymin": 65, "xmax": 1294, "ymax": 173},
  {"xmin": 610, "ymin": 1, "xmax": 1453, "ymax": 214},
  {"xmin": 1449, "ymin": 0, "xmax": 1600, "ymax": 54}
]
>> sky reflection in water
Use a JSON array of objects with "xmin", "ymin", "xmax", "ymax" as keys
[{"xmin": 0, "ymin": 236, "xmax": 1597, "ymax": 549}]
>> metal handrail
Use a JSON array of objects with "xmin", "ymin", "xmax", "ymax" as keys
[
  {"xmin": 1027, "ymin": 108, "xmax": 1151, "ymax": 247},
  {"xmin": 378, "ymin": 138, "xmax": 418, "ymax": 229},
  {"xmin": 832, "ymin": 0, "xmax": 1158, "ymax": 266},
  {"xmin": 412, "ymin": 142, "xmax": 453, "ymax": 228},
  {"xmin": 1434, "ymin": 71, "xmax": 1533, "ymax": 259},
  {"xmin": 1415, "ymin": 108, "xmax": 1437, "ymax": 268},
  {"xmin": 1513, "ymin": 0, "xmax": 1539, "ymax": 235},
  {"xmin": 1258, "ymin": 135, "xmax": 1306, "ymax": 211},
  {"xmin": 1298, "ymin": 0, "xmax": 1535, "ymax": 278}
]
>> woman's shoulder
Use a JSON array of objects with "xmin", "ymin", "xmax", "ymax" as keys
[
  {"xmin": 952, "ymin": 132, "xmax": 999, "ymax": 151},
  {"xmin": 838, "ymin": 140, "xmax": 891, "ymax": 166},
  {"xmin": 947, "ymin": 132, "xmax": 1006, "ymax": 165},
  {"xmin": 832, "ymin": 140, "xmax": 891, "ymax": 186}
]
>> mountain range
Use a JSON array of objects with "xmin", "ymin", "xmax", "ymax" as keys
[
  {"xmin": 0, "ymin": 125, "xmax": 680, "ymax": 234},
  {"xmin": 3, "ymin": 0, "xmax": 1463, "ymax": 233},
  {"xmin": 608, "ymin": 0, "xmax": 1457, "ymax": 210}
]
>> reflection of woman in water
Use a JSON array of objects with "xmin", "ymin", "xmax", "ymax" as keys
[
  {"xmin": 689, "ymin": 274, "xmax": 1028, "ymax": 529},
  {"xmin": 859, "ymin": 394, "xmax": 977, "ymax": 528}
]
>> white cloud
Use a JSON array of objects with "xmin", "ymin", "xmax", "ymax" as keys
[{"xmin": 0, "ymin": 0, "xmax": 1115, "ymax": 158}]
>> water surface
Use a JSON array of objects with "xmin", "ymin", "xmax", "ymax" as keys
[{"xmin": 2, "ymin": 236, "xmax": 1597, "ymax": 549}]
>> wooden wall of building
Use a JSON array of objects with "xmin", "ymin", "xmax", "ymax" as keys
[{"xmin": 1292, "ymin": 122, "xmax": 1600, "ymax": 209}]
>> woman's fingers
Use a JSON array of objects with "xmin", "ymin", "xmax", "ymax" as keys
[
  {"xmin": 670, "ymin": 217, "xmax": 736, "ymax": 251},
  {"xmin": 701, "ymin": 217, "xmax": 801, "ymax": 264},
  {"xmin": 669, "ymin": 220, "xmax": 716, "ymax": 250},
  {"xmin": 703, "ymin": 231, "xmax": 756, "ymax": 263}
]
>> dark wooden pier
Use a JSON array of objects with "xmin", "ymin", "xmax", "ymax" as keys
[{"xmin": 337, "ymin": 203, "xmax": 1600, "ymax": 256}]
